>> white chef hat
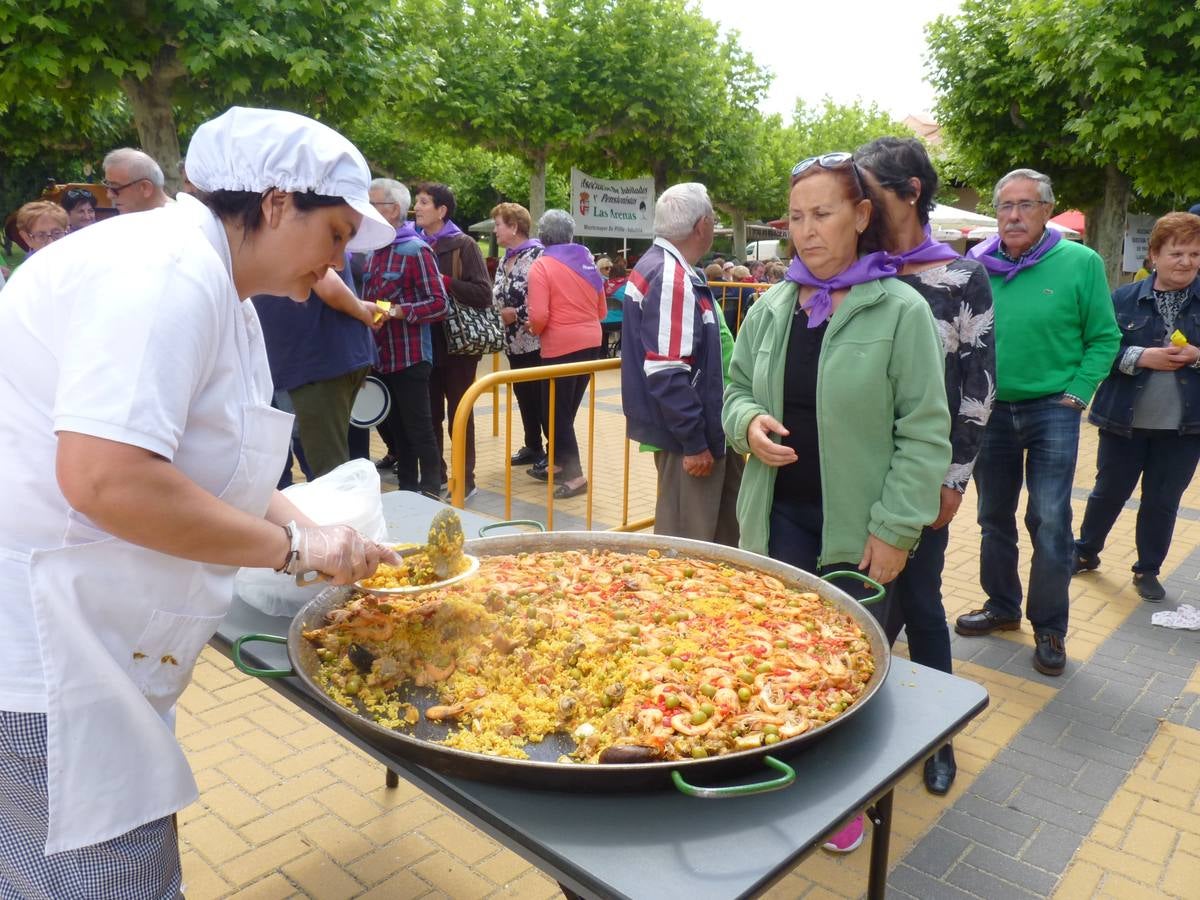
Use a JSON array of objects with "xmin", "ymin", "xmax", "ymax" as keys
[{"xmin": 185, "ymin": 106, "xmax": 393, "ymax": 253}]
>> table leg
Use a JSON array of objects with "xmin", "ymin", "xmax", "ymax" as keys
[
  {"xmin": 385, "ymin": 767, "xmax": 399, "ymax": 789},
  {"xmin": 865, "ymin": 789, "xmax": 893, "ymax": 900}
]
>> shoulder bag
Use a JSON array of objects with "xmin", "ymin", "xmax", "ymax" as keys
[{"xmin": 443, "ymin": 245, "xmax": 505, "ymax": 356}]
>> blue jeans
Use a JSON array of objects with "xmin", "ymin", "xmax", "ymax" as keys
[
  {"xmin": 1076, "ymin": 428, "xmax": 1200, "ymax": 575},
  {"xmin": 973, "ymin": 396, "xmax": 1081, "ymax": 637}
]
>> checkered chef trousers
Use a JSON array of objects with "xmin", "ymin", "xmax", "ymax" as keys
[{"xmin": 0, "ymin": 711, "xmax": 183, "ymax": 899}]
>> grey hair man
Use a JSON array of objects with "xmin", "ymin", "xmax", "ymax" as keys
[
  {"xmin": 103, "ymin": 148, "xmax": 169, "ymax": 214},
  {"xmin": 361, "ymin": 176, "xmax": 449, "ymax": 496},
  {"xmin": 956, "ymin": 167, "xmax": 1120, "ymax": 677},
  {"xmin": 621, "ymin": 182, "xmax": 741, "ymax": 545}
]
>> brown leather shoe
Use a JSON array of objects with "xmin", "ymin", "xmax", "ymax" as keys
[{"xmin": 954, "ymin": 608, "xmax": 1022, "ymax": 636}]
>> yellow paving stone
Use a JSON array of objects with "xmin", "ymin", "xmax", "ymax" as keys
[
  {"xmin": 1091, "ymin": 822, "xmax": 1125, "ymax": 848},
  {"xmin": 183, "ymin": 715, "xmax": 259, "ymax": 752},
  {"xmin": 363, "ymin": 777, "xmax": 424, "ymax": 808},
  {"xmin": 219, "ymin": 832, "xmax": 312, "ymax": 887},
  {"xmin": 1161, "ymin": 849, "xmax": 1200, "ymax": 899},
  {"xmin": 411, "ymin": 848, "xmax": 495, "ymax": 900},
  {"xmin": 1075, "ymin": 840, "xmax": 1169, "ymax": 890},
  {"xmin": 257, "ymin": 771, "xmax": 339, "ymax": 811},
  {"xmin": 179, "ymin": 682, "xmax": 222, "ymax": 714},
  {"xmin": 1113, "ymin": 816, "xmax": 1171, "ymax": 868},
  {"xmin": 1124, "ymin": 774, "xmax": 1195, "ymax": 810},
  {"xmin": 1099, "ymin": 790, "xmax": 1143, "ymax": 830},
  {"xmin": 195, "ymin": 693, "xmax": 270, "ymax": 727},
  {"xmin": 287, "ymin": 720, "xmax": 351, "ymax": 750},
  {"xmin": 969, "ymin": 710, "xmax": 1027, "ymax": 746},
  {"xmin": 489, "ymin": 869, "xmax": 563, "ymax": 900},
  {"xmin": 1158, "ymin": 759, "xmax": 1200, "ymax": 793},
  {"xmin": 181, "ymin": 813, "xmax": 252, "ymax": 866},
  {"xmin": 472, "ymin": 849, "xmax": 536, "ymax": 886},
  {"xmin": 346, "ymin": 834, "xmax": 439, "ymax": 886},
  {"xmin": 238, "ymin": 704, "xmax": 308, "ymax": 740},
  {"xmin": 179, "ymin": 848, "xmax": 232, "ymax": 900},
  {"xmin": 240, "ymin": 797, "xmax": 326, "ymax": 845},
  {"xmin": 1133, "ymin": 795, "xmax": 1200, "ymax": 838},
  {"xmin": 298, "ymin": 813, "xmax": 376, "ymax": 865},
  {"xmin": 314, "ymin": 782, "xmax": 387, "ymax": 828},
  {"xmin": 1180, "ymin": 831, "xmax": 1200, "ymax": 859},
  {"xmin": 225, "ymin": 872, "xmax": 298, "ymax": 900},
  {"xmin": 359, "ymin": 797, "xmax": 444, "ymax": 843},
  {"xmin": 199, "ymin": 781, "xmax": 269, "ymax": 828},
  {"xmin": 271, "ymin": 741, "xmax": 348, "ymax": 778},
  {"xmin": 1053, "ymin": 859, "xmax": 1104, "ymax": 900},
  {"xmin": 419, "ymin": 815, "xmax": 500, "ymax": 865},
  {"xmin": 355, "ymin": 869, "xmax": 432, "ymax": 900},
  {"xmin": 215, "ymin": 754, "xmax": 280, "ymax": 796},
  {"xmin": 214, "ymin": 671, "xmax": 275, "ymax": 702},
  {"xmin": 191, "ymin": 658, "xmax": 239, "ymax": 692},
  {"xmin": 1098, "ymin": 871, "xmax": 1170, "ymax": 900},
  {"xmin": 280, "ymin": 849, "xmax": 366, "ymax": 900}
]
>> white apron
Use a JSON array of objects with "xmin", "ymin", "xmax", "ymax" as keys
[{"xmin": 26, "ymin": 209, "xmax": 293, "ymax": 854}]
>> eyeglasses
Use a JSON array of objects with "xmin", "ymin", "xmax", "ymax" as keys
[
  {"xmin": 370, "ymin": 200, "xmax": 399, "ymax": 208},
  {"xmin": 791, "ymin": 151, "xmax": 865, "ymax": 193},
  {"xmin": 30, "ymin": 230, "xmax": 68, "ymax": 242},
  {"xmin": 996, "ymin": 200, "xmax": 1049, "ymax": 216},
  {"xmin": 102, "ymin": 177, "xmax": 148, "ymax": 196}
]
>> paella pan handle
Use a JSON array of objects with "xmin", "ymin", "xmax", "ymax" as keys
[
  {"xmin": 477, "ymin": 519, "xmax": 547, "ymax": 536},
  {"xmin": 232, "ymin": 634, "xmax": 295, "ymax": 679},
  {"xmin": 820, "ymin": 570, "xmax": 886, "ymax": 605},
  {"xmin": 670, "ymin": 756, "xmax": 795, "ymax": 798}
]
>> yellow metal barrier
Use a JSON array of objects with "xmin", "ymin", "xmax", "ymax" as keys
[
  {"xmin": 448, "ymin": 357, "xmax": 654, "ymax": 532},
  {"xmin": 707, "ymin": 280, "xmax": 769, "ymax": 331}
]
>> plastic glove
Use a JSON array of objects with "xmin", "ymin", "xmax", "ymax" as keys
[{"xmin": 295, "ymin": 524, "xmax": 402, "ymax": 585}]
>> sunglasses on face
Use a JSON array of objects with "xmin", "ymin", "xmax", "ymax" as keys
[{"xmin": 102, "ymin": 177, "xmax": 148, "ymax": 196}]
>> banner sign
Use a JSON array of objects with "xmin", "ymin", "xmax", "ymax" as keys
[
  {"xmin": 1123, "ymin": 213, "xmax": 1157, "ymax": 273},
  {"xmin": 570, "ymin": 168, "xmax": 655, "ymax": 238}
]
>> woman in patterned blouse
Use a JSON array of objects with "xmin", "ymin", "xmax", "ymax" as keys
[
  {"xmin": 855, "ymin": 137, "xmax": 996, "ymax": 796},
  {"xmin": 492, "ymin": 202, "xmax": 547, "ymax": 467}
]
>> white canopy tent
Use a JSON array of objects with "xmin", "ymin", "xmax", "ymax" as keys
[
  {"xmin": 928, "ymin": 204, "xmax": 997, "ymax": 230},
  {"xmin": 966, "ymin": 221, "xmax": 1082, "ymax": 241}
]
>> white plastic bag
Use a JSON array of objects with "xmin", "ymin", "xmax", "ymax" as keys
[{"xmin": 235, "ymin": 458, "xmax": 388, "ymax": 617}]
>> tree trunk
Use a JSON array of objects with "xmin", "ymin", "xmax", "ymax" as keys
[
  {"xmin": 731, "ymin": 210, "xmax": 746, "ymax": 259},
  {"xmin": 652, "ymin": 159, "xmax": 669, "ymax": 197},
  {"xmin": 120, "ymin": 53, "xmax": 183, "ymax": 195},
  {"xmin": 529, "ymin": 152, "xmax": 547, "ymax": 222},
  {"xmin": 1084, "ymin": 165, "xmax": 1132, "ymax": 290}
]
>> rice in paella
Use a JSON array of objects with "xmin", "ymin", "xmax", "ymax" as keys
[{"xmin": 303, "ymin": 548, "xmax": 875, "ymax": 763}]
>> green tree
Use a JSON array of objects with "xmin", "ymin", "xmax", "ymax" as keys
[
  {"xmin": 928, "ymin": 0, "xmax": 1200, "ymax": 285},
  {"xmin": 0, "ymin": 0, "xmax": 400, "ymax": 190},
  {"xmin": 395, "ymin": 0, "xmax": 769, "ymax": 218}
]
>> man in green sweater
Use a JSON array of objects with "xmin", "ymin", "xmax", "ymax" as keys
[{"xmin": 956, "ymin": 168, "xmax": 1120, "ymax": 676}]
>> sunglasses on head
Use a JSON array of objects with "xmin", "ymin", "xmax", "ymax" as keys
[
  {"xmin": 65, "ymin": 188, "xmax": 94, "ymax": 201},
  {"xmin": 791, "ymin": 152, "xmax": 865, "ymax": 194}
]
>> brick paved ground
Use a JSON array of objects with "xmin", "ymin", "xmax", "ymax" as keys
[{"xmin": 178, "ymin": 364, "xmax": 1200, "ymax": 898}]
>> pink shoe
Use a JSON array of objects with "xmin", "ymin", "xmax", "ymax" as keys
[{"xmin": 822, "ymin": 814, "xmax": 864, "ymax": 853}]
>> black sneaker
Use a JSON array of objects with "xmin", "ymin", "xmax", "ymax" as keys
[
  {"xmin": 1072, "ymin": 553, "xmax": 1100, "ymax": 575},
  {"xmin": 1033, "ymin": 632, "xmax": 1066, "ymax": 676},
  {"xmin": 1133, "ymin": 573, "xmax": 1166, "ymax": 602},
  {"xmin": 375, "ymin": 454, "xmax": 396, "ymax": 470}
]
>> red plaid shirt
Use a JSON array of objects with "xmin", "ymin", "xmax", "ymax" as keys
[{"xmin": 364, "ymin": 237, "xmax": 450, "ymax": 373}]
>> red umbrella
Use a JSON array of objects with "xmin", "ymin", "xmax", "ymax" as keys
[{"xmin": 1050, "ymin": 209, "xmax": 1085, "ymax": 235}]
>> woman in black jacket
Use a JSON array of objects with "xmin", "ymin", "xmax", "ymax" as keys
[{"xmin": 1074, "ymin": 212, "xmax": 1200, "ymax": 601}]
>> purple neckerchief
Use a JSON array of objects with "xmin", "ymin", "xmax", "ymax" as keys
[
  {"xmin": 891, "ymin": 225, "xmax": 959, "ymax": 267},
  {"xmin": 967, "ymin": 227, "xmax": 1062, "ymax": 282},
  {"xmin": 543, "ymin": 243, "xmax": 604, "ymax": 292},
  {"xmin": 392, "ymin": 222, "xmax": 420, "ymax": 244},
  {"xmin": 418, "ymin": 219, "xmax": 463, "ymax": 245},
  {"xmin": 785, "ymin": 251, "xmax": 898, "ymax": 328},
  {"xmin": 504, "ymin": 237, "xmax": 543, "ymax": 261}
]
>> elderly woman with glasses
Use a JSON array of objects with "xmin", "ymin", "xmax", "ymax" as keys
[
  {"xmin": 0, "ymin": 107, "xmax": 399, "ymax": 896},
  {"xmin": 15, "ymin": 201, "xmax": 69, "ymax": 254},
  {"xmin": 723, "ymin": 152, "xmax": 950, "ymax": 853},
  {"xmin": 525, "ymin": 209, "xmax": 607, "ymax": 498},
  {"xmin": 60, "ymin": 189, "xmax": 99, "ymax": 230}
]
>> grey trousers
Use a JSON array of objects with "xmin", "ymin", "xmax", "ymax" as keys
[{"xmin": 653, "ymin": 449, "xmax": 743, "ymax": 547}]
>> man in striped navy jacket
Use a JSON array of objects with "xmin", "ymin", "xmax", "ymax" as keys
[{"xmin": 621, "ymin": 182, "xmax": 741, "ymax": 545}]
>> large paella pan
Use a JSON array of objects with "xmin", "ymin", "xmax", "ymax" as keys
[{"xmin": 236, "ymin": 530, "xmax": 890, "ymax": 796}]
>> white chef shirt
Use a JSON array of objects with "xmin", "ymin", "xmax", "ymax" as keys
[{"xmin": 0, "ymin": 196, "xmax": 273, "ymax": 711}]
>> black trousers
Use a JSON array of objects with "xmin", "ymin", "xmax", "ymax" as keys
[
  {"xmin": 380, "ymin": 361, "xmax": 441, "ymax": 494},
  {"xmin": 540, "ymin": 346, "xmax": 600, "ymax": 481},
  {"xmin": 429, "ymin": 353, "xmax": 480, "ymax": 492},
  {"xmin": 1076, "ymin": 428, "xmax": 1200, "ymax": 575},
  {"xmin": 886, "ymin": 524, "xmax": 952, "ymax": 674},
  {"xmin": 506, "ymin": 349, "xmax": 547, "ymax": 455}
]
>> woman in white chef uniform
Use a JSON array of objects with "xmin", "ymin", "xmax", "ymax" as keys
[{"xmin": 0, "ymin": 107, "xmax": 400, "ymax": 897}]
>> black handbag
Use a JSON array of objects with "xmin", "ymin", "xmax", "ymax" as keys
[{"xmin": 443, "ymin": 247, "xmax": 505, "ymax": 356}]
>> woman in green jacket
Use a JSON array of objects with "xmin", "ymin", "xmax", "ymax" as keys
[{"xmin": 722, "ymin": 153, "xmax": 951, "ymax": 851}]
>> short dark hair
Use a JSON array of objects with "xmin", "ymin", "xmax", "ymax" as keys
[
  {"xmin": 854, "ymin": 137, "xmax": 939, "ymax": 227},
  {"xmin": 61, "ymin": 188, "xmax": 98, "ymax": 213},
  {"xmin": 415, "ymin": 181, "xmax": 456, "ymax": 222},
  {"xmin": 197, "ymin": 189, "xmax": 345, "ymax": 235},
  {"xmin": 789, "ymin": 157, "xmax": 887, "ymax": 256}
]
